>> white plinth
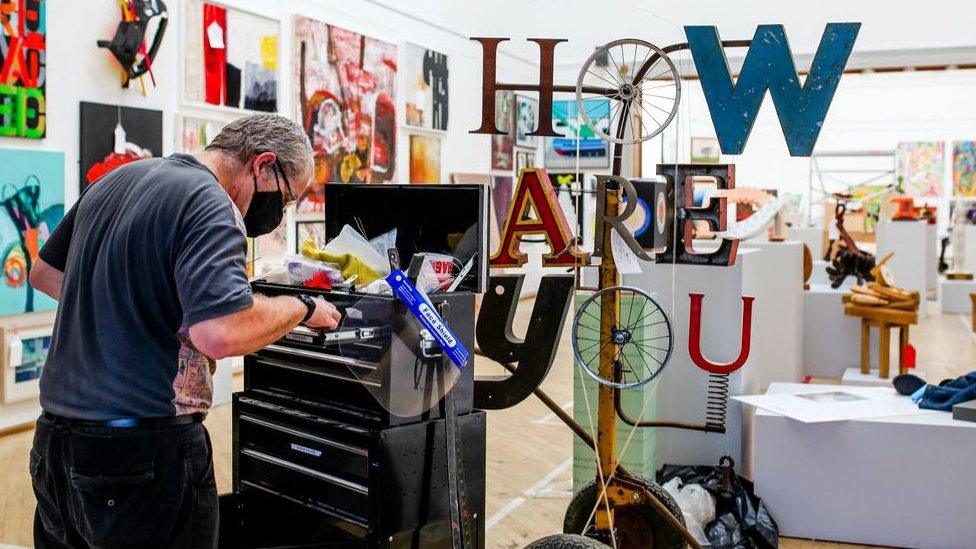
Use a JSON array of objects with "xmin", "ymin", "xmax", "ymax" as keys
[
  {"xmin": 754, "ymin": 383, "xmax": 976, "ymax": 548},
  {"xmin": 787, "ymin": 226, "xmax": 824, "ymax": 259},
  {"xmin": 876, "ymin": 221, "xmax": 929, "ymax": 318},
  {"xmin": 841, "ymin": 366, "xmax": 924, "ymax": 387},
  {"xmin": 213, "ymin": 356, "xmax": 241, "ymax": 407},
  {"xmin": 804, "ymin": 284, "xmax": 877, "ymax": 378},
  {"xmin": 965, "ymin": 225, "xmax": 976, "ymax": 274},
  {"xmin": 926, "ymin": 224, "xmax": 937, "ymax": 292},
  {"xmin": 939, "ymin": 278, "xmax": 976, "ymax": 314}
]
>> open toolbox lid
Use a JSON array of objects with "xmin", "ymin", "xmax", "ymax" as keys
[{"xmin": 323, "ymin": 184, "xmax": 488, "ymax": 293}]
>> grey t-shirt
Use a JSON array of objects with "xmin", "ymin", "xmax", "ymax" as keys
[{"xmin": 39, "ymin": 154, "xmax": 254, "ymax": 420}]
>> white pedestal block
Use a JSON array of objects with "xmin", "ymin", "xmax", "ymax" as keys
[
  {"xmin": 926, "ymin": 224, "xmax": 937, "ymax": 293},
  {"xmin": 965, "ymin": 225, "xmax": 976, "ymax": 274},
  {"xmin": 213, "ymin": 356, "xmax": 241, "ymax": 407},
  {"xmin": 787, "ymin": 226, "xmax": 824, "ymax": 259},
  {"xmin": 841, "ymin": 366, "xmax": 924, "ymax": 387},
  {"xmin": 876, "ymin": 221, "xmax": 929, "ymax": 318},
  {"xmin": 804, "ymin": 285, "xmax": 877, "ymax": 378},
  {"xmin": 753, "ymin": 383, "xmax": 976, "ymax": 548},
  {"xmin": 940, "ymin": 278, "xmax": 976, "ymax": 314}
]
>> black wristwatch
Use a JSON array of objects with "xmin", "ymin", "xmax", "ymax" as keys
[{"xmin": 295, "ymin": 294, "xmax": 316, "ymax": 324}]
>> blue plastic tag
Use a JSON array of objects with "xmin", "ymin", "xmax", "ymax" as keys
[{"xmin": 386, "ymin": 270, "xmax": 469, "ymax": 370}]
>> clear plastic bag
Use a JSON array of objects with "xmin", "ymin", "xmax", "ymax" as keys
[
  {"xmin": 663, "ymin": 477, "xmax": 717, "ymax": 546},
  {"xmin": 283, "ymin": 255, "xmax": 343, "ymax": 286}
]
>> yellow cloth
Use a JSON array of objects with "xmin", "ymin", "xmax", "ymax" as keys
[{"xmin": 300, "ymin": 238, "xmax": 382, "ymax": 285}]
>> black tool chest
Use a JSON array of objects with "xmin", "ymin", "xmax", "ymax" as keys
[{"xmin": 219, "ymin": 184, "xmax": 489, "ymax": 549}]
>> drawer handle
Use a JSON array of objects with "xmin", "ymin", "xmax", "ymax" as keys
[
  {"xmin": 250, "ymin": 356, "xmax": 382, "ymax": 388},
  {"xmin": 239, "ymin": 413, "xmax": 368, "ymax": 457},
  {"xmin": 241, "ymin": 448, "xmax": 368, "ymax": 496},
  {"xmin": 263, "ymin": 344, "xmax": 379, "ymax": 371}
]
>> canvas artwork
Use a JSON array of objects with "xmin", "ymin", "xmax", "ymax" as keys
[
  {"xmin": 515, "ymin": 150, "xmax": 536, "ymax": 174},
  {"xmin": 0, "ymin": 148, "xmax": 64, "ymax": 315},
  {"xmin": 409, "ymin": 134, "xmax": 441, "ymax": 184},
  {"xmin": 544, "ymin": 99, "xmax": 610, "ymax": 169},
  {"xmin": 405, "ymin": 43, "xmax": 448, "ymax": 131},
  {"xmin": 952, "ymin": 141, "xmax": 976, "ymax": 197},
  {"xmin": 296, "ymin": 221, "xmax": 326, "ymax": 251},
  {"xmin": 516, "ymin": 95, "xmax": 539, "ymax": 148},
  {"xmin": 178, "ymin": 115, "xmax": 236, "ymax": 154},
  {"xmin": 79, "ymin": 102, "xmax": 163, "ymax": 193},
  {"xmin": 691, "ymin": 137, "xmax": 720, "ymax": 163},
  {"xmin": 184, "ymin": 0, "xmax": 279, "ymax": 112},
  {"xmin": 491, "ymin": 91, "xmax": 515, "ymax": 171},
  {"xmin": 898, "ymin": 141, "xmax": 944, "ymax": 198},
  {"xmin": 491, "ymin": 175, "xmax": 514, "ymax": 236},
  {"xmin": 0, "ymin": 0, "xmax": 45, "ymax": 138},
  {"xmin": 294, "ymin": 15, "xmax": 397, "ymax": 210}
]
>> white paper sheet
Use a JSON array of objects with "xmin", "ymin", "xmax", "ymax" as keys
[{"xmin": 733, "ymin": 386, "xmax": 927, "ymax": 423}]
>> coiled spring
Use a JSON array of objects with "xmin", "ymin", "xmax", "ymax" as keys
[{"xmin": 705, "ymin": 373, "xmax": 730, "ymax": 432}]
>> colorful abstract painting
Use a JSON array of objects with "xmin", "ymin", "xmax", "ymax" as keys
[
  {"xmin": 294, "ymin": 15, "xmax": 397, "ymax": 205},
  {"xmin": 405, "ymin": 43, "xmax": 448, "ymax": 131},
  {"xmin": 79, "ymin": 102, "xmax": 163, "ymax": 193},
  {"xmin": 0, "ymin": 0, "xmax": 45, "ymax": 138},
  {"xmin": 409, "ymin": 134, "xmax": 441, "ymax": 184},
  {"xmin": 952, "ymin": 141, "xmax": 976, "ymax": 197},
  {"xmin": 544, "ymin": 99, "xmax": 610, "ymax": 169},
  {"xmin": 0, "ymin": 149, "xmax": 64, "ymax": 315},
  {"xmin": 178, "ymin": 115, "xmax": 236, "ymax": 154},
  {"xmin": 516, "ymin": 95, "xmax": 538, "ymax": 148},
  {"xmin": 184, "ymin": 1, "xmax": 279, "ymax": 112},
  {"xmin": 898, "ymin": 141, "xmax": 944, "ymax": 198},
  {"xmin": 491, "ymin": 91, "xmax": 515, "ymax": 171},
  {"xmin": 691, "ymin": 137, "xmax": 720, "ymax": 163}
]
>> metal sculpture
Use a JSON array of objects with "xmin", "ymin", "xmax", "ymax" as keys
[{"xmin": 97, "ymin": 0, "xmax": 168, "ymax": 91}]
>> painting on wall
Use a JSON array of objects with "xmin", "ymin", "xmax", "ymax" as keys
[
  {"xmin": 294, "ymin": 14, "xmax": 397, "ymax": 206},
  {"xmin": 184, "ymin": 0, "xmax": 279, "ymax": 112},
  {"xmin": 405, "ymin": 43, "xmax": 448, "ymax": 131},
  {"xmin": 516, "ymin": 95, "xmax": 538, "ymax": 148},
  {"xmin": 178, "ymin": 115, "xmax": 236, "ymax": 154},
  {"xmin": 515, "ymin": 150, "xmax": 536, "ymax": 174},
  {"xmin": 409, "ymin": 134, "xmax": 441, "ymax": 184},
  {"xmin": 296, "ymin": 221, "xmax": 326, "ymax": 251},
  {"xmin": 544, "ymin": 99, "xmax": 610, "ymax": 169},
  {"xmin": 0, "ymin": 0, "xmax": 45, "ymax": 139},
  {"xmin": 491, "ymin": 175, "xmax": 513, "ymax": 237},
  {"xmin": 690, "ymin": 137, "xmax": 720, "ymax": 163},
  {"xmin": 491, "ymin": 91, "xmax": 515, "ymax": 171},
  {"xmin": 952, "ymin": 141, "xmax": 976, "ymax": 197},
  {"xmin": 79, "ymin": 102, "xmax": 163, "ymax": 193},
  {"xmin": 0, "ymin": 148, "xmax": 64, "ymax": 315},
  {"xmin": 898, "ymin": 141, "xmax": 944, "ymax": 198},
  {"xmin": 1, "ymin": 324, "xmax": 53, "ymax": 403}
]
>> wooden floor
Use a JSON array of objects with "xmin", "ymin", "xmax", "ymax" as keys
[{"xmin": 0, "ymin": 301, "xmax": 972, "ymax": 548}]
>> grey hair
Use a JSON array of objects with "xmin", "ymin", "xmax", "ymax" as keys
[{"xmin": 206, "ymin": 113, "xmax": 314, "ymax": 183}]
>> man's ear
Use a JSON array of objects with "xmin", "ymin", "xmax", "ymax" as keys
[{"xmin": 252, "ymin": 151, "xmax": 278, "ymax": 178}]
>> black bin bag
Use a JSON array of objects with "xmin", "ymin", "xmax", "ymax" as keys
[{"xmin": 658, "ymin": 457, "xmax": 778, "ymax": 549}]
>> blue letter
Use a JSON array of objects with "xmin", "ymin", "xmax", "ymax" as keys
[{"xmin": 686, "ymin": 23, "xmax": 860, "ymax": 157}]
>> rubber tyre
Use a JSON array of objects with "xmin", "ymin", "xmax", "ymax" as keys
[
  {"xmin": 525, "ymin": 533, "xmax": 611, "ymax": 548},
  {"xmin": 563, "ymin": 477, "xmax": 686, "ymax": 549}
]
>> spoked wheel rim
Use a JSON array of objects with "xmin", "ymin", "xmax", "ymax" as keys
[
  {"xmin": 572, "ymin": 286, "xmax": 674, "ymax": 390},
  {"xmin": 575, "ymin": 38, "xmax": 681, "ymax": 145}
]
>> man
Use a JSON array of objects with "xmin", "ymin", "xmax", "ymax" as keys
[{"xmin": 27, "ymin": 114, "xmax": 340, "ymax": 548}]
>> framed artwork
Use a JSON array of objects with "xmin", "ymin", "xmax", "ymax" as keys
[
  {"xmin": 294, "ymin": 14, "xmax": 397, "ymax": 197},
  {"xmin": 544, "ymin": 99, "xmax": 610, "ymax": 169},
  {"xmin": 0, "ymin": 149, "xmax": 64, "ymax": 316},
  {"xmin": 450, "ymin": 173, "xmax": 490, "ymax": 185},
  {"xmin": 491, "ymin": 91, "xmax": 515, "ymax": 171},
  {"xmin": 952, "ymin": 141, "xmax": 976, "ymax": 197},
  {"xmin": 0, "ymin": 0, "xmax": 45, "ymax": 138},
  {"xmin": 898, "ymin": 141, "xmax": 944, "ymax": 198},
  {"xmin": 183, "ymin": 0, "xmax": 279, "ymax": 112},
  {"xmin": 177, "ymin": 115, "xmax": 237, "ymax": 154},
  {"xmin": 409, "ymin": 134, "xmax": 441, "ymax": 184},
  {"xmin": 405, "ymin": 43, "xmax": 448, "ymax": 131},
  {"xmin": 79, "ymin": 102, "xmax": 163, "ymax": 192},
  {"xmin": 690, "ymin": 137, "xmax": 720, "ymax": 163},
  {"xmin": 515, "ymin": 150, "xmax": 536, "ymax": 174},
  {"xmin": 491, "ymin": 175, "xmax": 514, "ymax": 237},
  {"xmin": 1, "ymin": 320, "xmax": 54, "ymax": 403},
  {"xmin": 516, "ymin": 95, "xmax": 539, "ymax": 148},
  {"xmin": 295, "ymin": 221, "xmax": 326, "ymax": 251}
]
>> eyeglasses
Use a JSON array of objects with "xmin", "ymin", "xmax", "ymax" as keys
[{"xmin": 273, "ymin": 160, "xmax": 298, "ymax": 208}]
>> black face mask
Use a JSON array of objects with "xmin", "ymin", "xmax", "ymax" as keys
[{"xmin": 243, "ymin": 166, "xmax": 286, "ymax": 237}]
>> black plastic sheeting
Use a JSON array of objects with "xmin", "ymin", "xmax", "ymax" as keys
[{"xmin": 658, "ymin": 464, "xmax": 778, "ymax": 549}]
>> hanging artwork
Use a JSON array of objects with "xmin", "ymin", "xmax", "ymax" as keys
[
  {"xmin": 0, "ymin": 148, "xmax": 64, "ymax": 315},
  {"xmin": 296, "ymin": 221, "xmax": 326, "ymax": 252},
  {"xmin": 491, "ymin": 91, "xmax": 515, "ymax": 171},
  {"xmin": 0, "ymin": 0, "xmax": 45, "ymax": 138},
  {"xmin": 544, "ymin": 99, "xmax": 610, "ymax": 169},
  {"xmin": 691, "ymin": 137, "xmax": 720, "ymax": 163},
  {"xmin": 409, "ymin": 134, "xmax": 441, "ymax": 184},
  {"xmin": 97, "ymin": 0, "xmax": 168, "ymax": 91},
  {"xmin": 952, "ymin": 141, "xmax": 976, "ymax": 197},
  {"xmin": 515, "ymin": 150, "xmax": 536, "ymax": 174},
  {"xmin": 294, "ymin": 14, "xmax": 397, "ymax": 202},
  {"xmin": 184, "ymin": 0, "xmax": 279, "ymax": 112},
  {"xmin": 491, "ymin": 175, "xmax": 513, "ymax": 237},
  {"xmin": 405, "ymin": 43, "xmax": 448, "ymax": 131},
  {"xmin": 897, "ymin": 141, "xmax": 944, "ymax": 198},
  {"xmin": 79, "ymin": 102, "xmax": 163, "ymax": 193},
  {"xmin": 178, "ymin": 115, "xmax": 236, "ymax": 154},
  {"xmin": 516, "ymin": 95, "xmax": 539, "ymax": 148}
]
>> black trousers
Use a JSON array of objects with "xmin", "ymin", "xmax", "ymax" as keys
[{"xmin": 29, "ymin": 413, "xmax": 218, "ymax": 549}]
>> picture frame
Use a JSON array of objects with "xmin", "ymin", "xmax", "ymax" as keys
[
  {"xmin": 295, "ymin": 220, "xmax": 327, "ymax": 252},
  {"xmin": 0, "ymin": 313, "xmax": 55, "ymax": 403}
]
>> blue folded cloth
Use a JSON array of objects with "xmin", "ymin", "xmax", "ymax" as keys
[{"xmin": 917, "ymin": 371, "xmax": 976, "ymax": 412}]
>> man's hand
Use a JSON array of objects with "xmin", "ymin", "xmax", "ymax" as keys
[{"xmin": 304, "ymin": 297, "xmax": 341, "ymax": 330}]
